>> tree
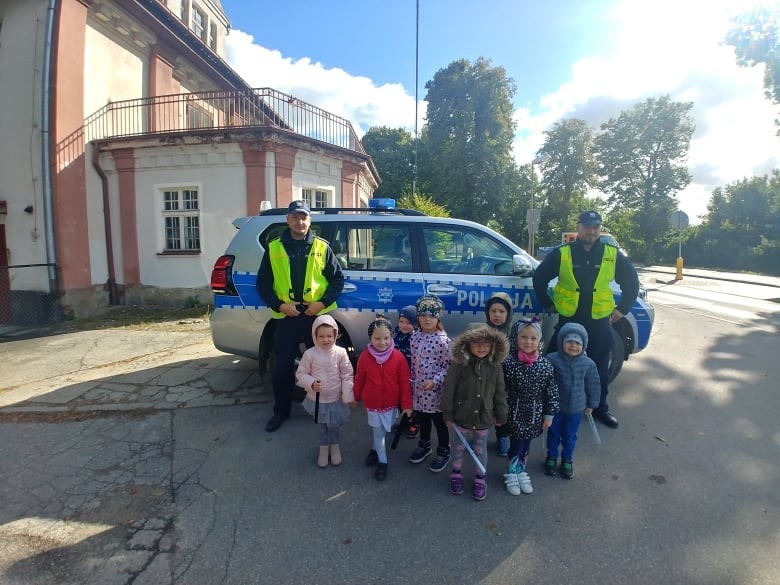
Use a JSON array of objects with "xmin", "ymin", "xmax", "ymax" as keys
[
  {"xmin": 683, "ymin": 172, "xmax": 780, "ymax": 273},
  {"xmin": 723, "ymin": 3, "xmax": 779, "ymax": 127},
  {"xmin": 594, "ymin": 96, "xmax": 695, "ymax": 264},
  {"xmin": 397, "ymin": 192, "xmax": 449, "ymax": 217},
  {"xmin": 361, "ymin": 126, "xmax": 416, "ymax": 197},
  {"xmin": 423, "ymin": 58, "xmax": 517, "ymax": 224},
  {"xmin": 535, "ymin": 119, "xmax": 598, "ymax": 245}
]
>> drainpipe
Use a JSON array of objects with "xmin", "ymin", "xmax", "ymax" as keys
[
  {"xmin": 41, "ymin": 0, "xmax": 58, "ymax": 290},
  {"xmin": 91, "ymin": 143, "xmax": 117, "ymax": 304}
]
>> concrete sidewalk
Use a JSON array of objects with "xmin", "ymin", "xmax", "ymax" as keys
[
  {"xmin": 0, "ymin": 326, "xmax": 267, "ymax": 415},
  {"xmin": 640, "ymin": 265, "xmax": 780, "ymax": 289}
]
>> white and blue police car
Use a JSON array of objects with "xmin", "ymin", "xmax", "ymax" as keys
[{"xmin": 210, "ymin": 199, "xmax": 654, "ymax": 382}]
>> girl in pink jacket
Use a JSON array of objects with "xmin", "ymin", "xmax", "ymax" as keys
[
  {"xmin": 354, "ymin": 315, "xmax": 413, "ymax": 481},
  {"xmin": 296, "ymin": 314, "xmax": 356, "ymax": 469}
]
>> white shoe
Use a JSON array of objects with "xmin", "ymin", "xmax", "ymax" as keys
[
  {"xmin": 518, "ymin": 471, "xmax": 533, "ymax": 494},
  {"xmin": 503, "ymin": 472, "xmax": 522, "ymax": 496}
]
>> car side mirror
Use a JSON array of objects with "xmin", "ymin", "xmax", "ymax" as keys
[{"xmin": 512, "ymin": 254, "xmax": 534, "ymax": 277}]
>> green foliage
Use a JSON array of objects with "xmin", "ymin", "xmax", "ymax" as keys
[
  {"xmin": 677, "ymin": 172, "xmax": 780, "ymax": 274},
  {"xmin": 594, "ymin": 95, "xmax": 695, "ymax": 264},
  {"xmin": 423, "ymin": 58, "xmax": 517, "ymax": 225},
  {"xmin": 397, "ymin": 192, "xmax": 450, "ymax": 217},
  {"xmin": 362, "ymin": 126, "xmax": 416, "ymax": 197},
  {"xmin": 723, "ymin": 3, "xmax": 779, "ymax": 109},
  {"xmin": 536, "ymin": 119, "xmax": 598, "ymax": 241}
]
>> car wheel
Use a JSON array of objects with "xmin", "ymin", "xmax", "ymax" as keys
[{"xmin": 607, "ymin": 326, "xmax": 625, "ymax": 383}]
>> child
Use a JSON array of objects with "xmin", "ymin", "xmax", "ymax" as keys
[
  {"xmin": 408, "ymin": 295, "xmax": 452, "ymax": 472},
  {"xmin": 544, "ymin": 322, "xmax": 600, "ymax": 479},
  {"xmin": 354, "ymin": 316, "xmax": 413, "ymax": 480},
  {"xmin": 442, "ymin": 324, "xmax": 509, "ymax": 500},
  {"xmin": 296, "ymin": 315, "xmax": 356, "ymax": 469},
  {"xmin": 393, "ymin": 305, "xmax": 420, "ymax": 438},
  {"xmin": 484, "ymin": 292, "xmax": 513, "ymax": 457},
  {"xmin": 502, "ymin": 319, "xmax": 560, "ymax": 495}
]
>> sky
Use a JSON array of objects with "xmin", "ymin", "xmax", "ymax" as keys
[{"xmin": 220, "ymin": 0, "xmax": 779, "ymax": 224}]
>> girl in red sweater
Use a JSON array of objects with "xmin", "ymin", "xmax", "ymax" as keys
[{"xmin": 354, "ymin": 315, "xmax": 413, "ymax": 481}]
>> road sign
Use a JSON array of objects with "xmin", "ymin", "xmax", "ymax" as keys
[
  {"xmin": 670, "ymin": 210, "xmax": 689, "ymax": 230},
  {"xmin": 526, "ymin": 208, "xmax": 541, "ymax": 232}
]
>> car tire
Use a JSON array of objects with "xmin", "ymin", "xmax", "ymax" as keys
[{"xmin": 607, "ymin": 326, "xmax": 625, "ymax": 383}]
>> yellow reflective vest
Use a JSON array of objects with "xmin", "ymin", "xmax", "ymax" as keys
[
  {"xmin": 268, "ymin": 237, "xmax": 337, "ymax": 319},
  {"xmin": 553, "ymin": 244, "xmax": 617, "ymax": 319}
]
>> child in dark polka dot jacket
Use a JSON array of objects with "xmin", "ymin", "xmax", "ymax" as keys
[{"xmin": 502, "ymin": 319, "xmax": 560, "ymax": 496}]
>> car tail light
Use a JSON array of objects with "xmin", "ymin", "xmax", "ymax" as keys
[{"xmin": 211, "ymin": 255, "xmax": 236, "ymax": 295}]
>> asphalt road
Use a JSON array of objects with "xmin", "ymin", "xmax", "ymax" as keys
[{"xmin": 0, "ymin": 269, "xmax": 778, "ymax": 584}]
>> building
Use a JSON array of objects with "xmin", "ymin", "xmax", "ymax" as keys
[{"xmin": 0, "ymin": 0, "xmax": 379, "ymax": 324}]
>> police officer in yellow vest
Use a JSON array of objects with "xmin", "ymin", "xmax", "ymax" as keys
[
  {"xmin": 257, "ymin": 200, "xmax": 344, "ymax": 432},
  {"xmin": 532, "ymin": 211, "xmax": 639, "ymax": 429}
]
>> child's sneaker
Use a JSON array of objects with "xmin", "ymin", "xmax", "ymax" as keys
[
  {"xmin": 449, "ymin": 470, "xmax": 464, "ymax": 495},
  {"xmin": 409, "ymin": 441, "xmax": 432, "ymax": 463},
  {"xmin": 428, "ymin": 447, "xmax": 451, "ymax": 473},
  {"xmin": 472, "ymin": 477, "xmax": 487, "ymax": 501},
  {"xmin": 503, "ymin": 470, "xmax": 522, "ymax": 496},
  {"xmin": 517, "ymin": 471, "xmax": 534, "ymax": 494},
  {"xmin": 496, "ymin": 435, "xmax": 510, "ymax": 457},
  {"xmin": 544, "ymin": 456, "xmax": 557, "ymax": 476},
  {"xmin": 560, "ymin": 460, "xmax": 574, "ymax": 480}
]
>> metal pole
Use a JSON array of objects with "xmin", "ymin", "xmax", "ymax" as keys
[{"xmin": 412, "ymin": 0, "xmax": 419, "ymax": 197}]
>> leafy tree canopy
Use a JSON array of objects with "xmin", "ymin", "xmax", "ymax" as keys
[
  {"xmin": 594, "ymin": 95, "xmax": 695, "ymax": 263},
  {"xmin": 723, "ymin": 3, "xmax": 780, "ymax": 107},
  {"xmin": 362, "ymin": 126, "xmax": 416, "ymax": 197},
  {"xmin": 423, "ymin": 57, "xmax": 517, "ymax": 224}
]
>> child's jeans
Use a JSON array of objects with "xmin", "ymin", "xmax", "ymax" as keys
[{"xmin": 546, "ymin": 412, "xmax": 582, "ymax": 461}]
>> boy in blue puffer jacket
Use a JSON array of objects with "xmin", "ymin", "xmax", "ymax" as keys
[{"xmin": 544, "ymin": 322, "xmax": 600, "ymax": 479}]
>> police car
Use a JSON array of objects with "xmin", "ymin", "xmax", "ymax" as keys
[{"xmin": 209, "ymin": 200, "xmax": 654, "ymax": 382}]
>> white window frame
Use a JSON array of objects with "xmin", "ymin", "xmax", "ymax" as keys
[
  {"xmin": 158, "ymin": 185, "xmax": 202, "ymax": 253},
  {"xmin": 208, "ymin": 22, "xmax": 217, "ymax": 51},
  {"xmin": 302, "ymin": 188, "xmax": 330, "ymax": 209},
  {"xmin": 191, "ymin": 4, "xmax": 206, "ymax": 41}
]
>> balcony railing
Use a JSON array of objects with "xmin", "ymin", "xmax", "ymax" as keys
[{"xmin": 83, "ymin": 87, "xmax": 364, "ymax": 154}]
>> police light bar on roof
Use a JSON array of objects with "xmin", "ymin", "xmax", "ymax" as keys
[{"xmin": 368, "ymin": 198, "xmax": 396, "ymax": 209}]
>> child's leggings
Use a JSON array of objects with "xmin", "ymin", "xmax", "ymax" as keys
[
  {"xmin": 371, "ymin": 425, "xmax": 388, "ymax": 464},
  {"xmin": 507, "ymin": 437, "xmax": 533, "ymax": 466},
  {"xmin": 451, "ymin": 424, "xmax": 488, "ymax": 474},
  {"xmin": 418, "ymin": 412, "xmax": 450, "ymax": 449},
  {"xmin": 318, "ymin": 423, "xmax": 341, "ymax": 446}
]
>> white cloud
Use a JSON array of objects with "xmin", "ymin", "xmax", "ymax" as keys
[
  {"xmin": 225, "ymin": 4, "xmax": 779, "ymax": 225},
  {"xmin": 514, "ymin": 0, "xmax": 780, "ymax": 223},
  {"xmin": 226, "ymin": 30, "xmax": 419, "ymax": 136}
]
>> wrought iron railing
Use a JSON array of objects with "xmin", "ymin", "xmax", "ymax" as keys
[{"xmin": 83, "ymin": 87, "xmax": 364, "ymax": 153}]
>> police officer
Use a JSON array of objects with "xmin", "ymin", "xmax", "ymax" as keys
[
  {"xmin": 257, "ymin": 200, "xmax": 344, "ymax": 432},
  {"xmin": 532, "ymin": 211, "xmax": 639, "ymax": 428}
]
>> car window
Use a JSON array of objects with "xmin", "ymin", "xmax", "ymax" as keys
[
  {"xmin": 422, "ymin": 226, "xmax": 515, "ymax": 275},
  {"xmin": 600, "ymin": 234, "xmax": 618, "ymax": 246},
  {"xmin": 331, "ymin": 223, "xmax": 413, "ymax": 272},
  {"xmin": 260, "ymin": 222, "xmax": 323, "ymax": 249}
]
